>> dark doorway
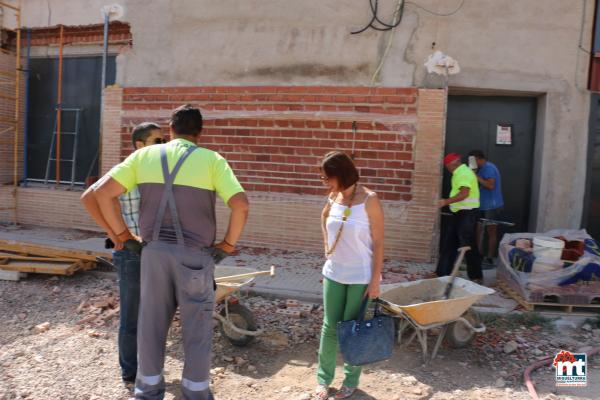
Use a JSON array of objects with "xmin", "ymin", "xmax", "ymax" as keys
[
  {"xmin": 583, "ymin": 93, "xmax": 600, "ymax": 239},
  {"xmin": 443, "ymin": 95, "xmax": 537, "ymax": 233},
  {"xmin": 26, "ymin": 56, "xmax": 116, "ymax": 184}
]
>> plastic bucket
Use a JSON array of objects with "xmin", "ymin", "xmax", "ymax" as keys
[
  {"xmin": 531, "ymin": 257, "xmax": 563, "ymax": 274},
  {"xmin": 532, "ymin": 236, "xmax": 564, "ymax": 260}
]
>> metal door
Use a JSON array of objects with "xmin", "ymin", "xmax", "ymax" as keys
[{"xmin": 444, "ymin": 96, "xmax": 537, "ymax": 232}]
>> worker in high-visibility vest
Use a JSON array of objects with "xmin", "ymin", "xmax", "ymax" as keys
[{"xmin": 437, "ymin": 153, "xmax": 483, "ymax": 283}]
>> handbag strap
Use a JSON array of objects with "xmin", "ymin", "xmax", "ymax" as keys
[
  {"xmin": 354, "ymin": 297, "xmax": 388, "ymax": 332},
  {"xmin": 356, "ymin": 297, "xmax": 370, "ymax": 323},
  {"xmin": 356, "ymin": 297, "xmax": 385, "ymax": 322}
]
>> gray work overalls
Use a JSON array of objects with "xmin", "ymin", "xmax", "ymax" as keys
[{"xmin": 135, "ymin": 145, "xmax": 215, "ymax": 400}]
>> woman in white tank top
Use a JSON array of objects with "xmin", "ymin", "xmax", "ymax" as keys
[{"xmin": 315, "ymin": 151, "xmax": 384, "ymax": 400}]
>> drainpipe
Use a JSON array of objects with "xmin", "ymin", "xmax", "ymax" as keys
[
  {"xmin": 23, "ymin": 28, "xmax": 30, "ymax": 187},
  {"xmin": 101, "ymin": 9, "xmax": 109, "ymax": 93},
  {"xmin": 98, "ymin": 4, "xmax": 123, "ymax": 176},
  {"xmin": 98, "ymin": 8, "xmax": 109, "ymax": 175}
]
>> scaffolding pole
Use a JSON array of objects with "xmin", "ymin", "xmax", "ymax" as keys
[
  {"xmin": 55, "ymin": 25, "xmax": 64, "ymax": 186},
  {"xmin": 0, "ymin": 1, "xmax": 21, "ymax": 225},
  {"xmin": 14, "ymin": 2, "xmax": 21, "ymax": 224}
]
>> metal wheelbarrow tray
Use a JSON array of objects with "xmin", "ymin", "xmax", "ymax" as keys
[{"xmin": 379, "ymin": 276, "xmax": 495, "ymax": 363}]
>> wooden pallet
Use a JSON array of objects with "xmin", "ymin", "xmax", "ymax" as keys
[
  {"xmin": 0, "ymin": 260, "xmax": 94, "ymax": 275},
  {"xmin": 0, "ymin": 239, "xmax": 107, "ymax": 262},
  {"xmin": 497, "ymin": 279, "xmax": 600, "ymax": 314}
]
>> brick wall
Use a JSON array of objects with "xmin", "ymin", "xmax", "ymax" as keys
[
  {"xmin": 115, "ymin": 86, "xmax": 445, "ymax": 261},
  {"xmin": 0, "ymin": 186, "xmax": 96, "ymax": 230},
  {"xmin": 1, "ymin": 85, "xmax": 445, "ymax": 262},
  {"xmin": 121, "ymin": 86, "xmax": 418, "ymax": 201},
  {"xmin": 101, "ymin": 86, "xmax": 124, "ymax": 174},
  {"xmin": 5, "ymin": 22, "xmax": 132, "ymax": 48}
]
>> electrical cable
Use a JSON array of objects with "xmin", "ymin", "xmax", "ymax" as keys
[
  {"xmin": 351, "ymin": 0, "xmax": 405, "ymax": 34},
  {"xmin": 405, "ymin": 0, "xmax": 465, "ymax": 17},
  {"xmin": 369, "ymin": 0, "xmax": 403, "ymax": 28},
  {"xmin": 370, "ymin": 0, "xmax": 404, "ymax": 84}
]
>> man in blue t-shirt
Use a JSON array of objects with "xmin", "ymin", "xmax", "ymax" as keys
[{"xmin": 469, "ymin": 150, "xmax": 504, "ymax": 263}]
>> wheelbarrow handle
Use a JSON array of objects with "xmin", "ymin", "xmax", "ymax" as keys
[
  {"xmin": 450, "ymin": 246, "xmax": 470, "ymax": 278},
  {"xmin": 442, "ymin": 246, "xmax": 471, "ymax": 300},
  {"xmin": 214, "ymin": 265, "xmax": 276, "ymax": 283}
]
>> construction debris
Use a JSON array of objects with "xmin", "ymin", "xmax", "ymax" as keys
[
  {"xmin": 75, "ymin": 291, "xmax": 120, "ymax": 328},
  {"xmin": 34, "ymin": 322, "xmax": 51, "ymax": 333},
  {"xmin": 2, "ymin": 269, "xmax": 600, "ymax": 400}
]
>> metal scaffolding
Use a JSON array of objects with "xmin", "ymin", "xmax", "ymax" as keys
[{"xmin": 0, "ymin": 1, "xmax": 21, "ymax": 224}]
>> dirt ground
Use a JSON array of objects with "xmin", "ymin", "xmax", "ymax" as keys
[{"xmin": 1, "ymin": 270, "xmax": 599, "ymax": 400}]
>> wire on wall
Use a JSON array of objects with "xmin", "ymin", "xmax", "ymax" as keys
[
  {"xmin": 370, "ymin": 0, "xmax": 404, "ymax": 84},
  {"xmin": 405, "ymin": 0, "xmax": 465, "ymax": 17},
  {"xmin": 351, "ymin": 0, "xmax": 405, "ymax": 34}
]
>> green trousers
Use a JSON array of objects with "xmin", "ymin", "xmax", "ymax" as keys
[{"xmin": 317, "ymin": 277, "xmax": 367, "ymax": 388}]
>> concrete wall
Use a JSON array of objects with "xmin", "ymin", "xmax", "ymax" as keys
[{"xmin": 14, "ymin": 0, "xmax": 596, "ymax": 231}]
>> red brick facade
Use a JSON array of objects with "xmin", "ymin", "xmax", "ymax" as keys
[
  {"xmin": 1, "ymin": 85, "xmax": 446, "ymax": 263},
  {"xmin": 114, "ymin": 86, "xmax": 445, "ymax": 261},
  {"xmin": 121, "ymin": 86, "xmax": 418, "ymax": 201}
]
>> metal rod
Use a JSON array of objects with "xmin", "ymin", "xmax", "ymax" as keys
[
  {"xmin": 23, "ymin": 28, "xmax": 30, "ymax": 187},
  {"xmin": 13, "ymin": 4, "xmax": 21, "ymax": 225},
  {"xmin": 70, "ymin": 111, "xmax": 80, "ymax": 187},
  {"xmin": 99, "ymin": 10, "xmax": 109, "ymax": 175},
  {"xmin": 26, "ymin": 178, "xmax": 85, "ymax": 185},
  {"xmin": 55, "ymin": 25, "xmax": 64, "ymax": 185}
]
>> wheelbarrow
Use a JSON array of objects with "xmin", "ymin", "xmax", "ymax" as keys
[
  {"xmin": 378, "ymin": 248, "xmax": 494, "ymax": 363},
  {"xmin": 213, "ymin": 265, "xmax": 275, "ymax": 347},
  {"xmin": 96, "ymin": 256, "xmax": 276, "ymax": 347}
]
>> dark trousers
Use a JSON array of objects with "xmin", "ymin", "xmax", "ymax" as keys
[
  {"xmin": 113, "ymin": 248, "xmax": 141, "ymax": 380},
  {"xmin": 437, "ymin": 209, "xmax": 483, "ymax": 280}
]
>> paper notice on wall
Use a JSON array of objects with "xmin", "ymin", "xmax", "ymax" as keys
[{"xmin": 496, "ymin": 125, "xmax": 512, "ymax": 145}]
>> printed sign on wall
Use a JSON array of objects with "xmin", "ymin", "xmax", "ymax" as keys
[{"xmin": 496, "ymin": 124, "xmax": 513, "ymax": 146}]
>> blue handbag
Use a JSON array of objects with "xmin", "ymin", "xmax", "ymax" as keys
[{"xmin": 336, "ymin": 298, "xmax": 395, "ymax": 366}]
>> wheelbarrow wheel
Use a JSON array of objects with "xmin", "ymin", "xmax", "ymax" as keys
[
  {"xmin": 445, "ymin": 311, "xmax": 479, "ymax": 348},
  {"xmin": 219, "ymin": 303, "xmax": 257, "ymax": 347}
]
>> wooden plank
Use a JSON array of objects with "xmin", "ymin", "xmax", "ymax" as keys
[
  {"xmin": 497, "ymin": 279, "xmax": 533, "ymax": 311},
  {"xmin": 497, "ymin": 278, "xmax": 600, "ymax": 314},
  {"xmin": 0, "ymin": 261, "xmax": 80, "ymax": 275},
  {"xmin": 0, "ymin": 240, "xmax": 106, "ymax": 262},
  {"xmin": 0, "ymin": 253, "xmax": 78, "ymax": 263}
]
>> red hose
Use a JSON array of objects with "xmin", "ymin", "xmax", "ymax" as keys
[{"xmin": 524, "ymin": 347, "xmax": 600, "ymax": 399}]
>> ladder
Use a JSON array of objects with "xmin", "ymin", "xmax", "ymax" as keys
[{"xmin": 44, "ymin": 107, "xmax": 82, "ymax": 187}]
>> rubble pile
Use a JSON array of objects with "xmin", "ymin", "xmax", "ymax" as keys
[
  {"xmin": 74, "ymin": 289, "xmax": 120, "ymax": 330},
  {"xmin": 248, "ymin": 296, "xmax": 323, "ymax": 347}
]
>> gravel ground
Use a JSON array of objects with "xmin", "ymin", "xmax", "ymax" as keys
[{"xmin": 1, "ymin": 254, "xmax": 599, "ymax": 400}]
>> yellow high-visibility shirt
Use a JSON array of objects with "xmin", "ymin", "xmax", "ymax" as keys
[{"xmin": 449, "ymin": 164, "xmax": 480, "ymax": 213}]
